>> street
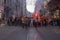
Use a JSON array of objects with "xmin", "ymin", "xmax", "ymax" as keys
[
  {"xmin": 0, "ymin": 26, "xmax": 27, "ymax": 40},
  {"xmin": 0, "ymin": 0, "xmax": 60, "ymax": 40},
  {"xmin": 36, "ymin": 26, "xmax": 60, "ymax": 40},
  {"xmin": 0, "ymin": 26, "xmax": 60, "ymax": 40}
]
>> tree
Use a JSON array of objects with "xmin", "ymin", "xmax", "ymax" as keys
[{"xmin": 47, "ymin": 0, "xmax": 60, "ymax": 17}]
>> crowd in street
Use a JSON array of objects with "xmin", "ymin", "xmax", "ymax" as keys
[{"xmin": 0, "ymin": 15, "xmax": 60, "ymax": 28}]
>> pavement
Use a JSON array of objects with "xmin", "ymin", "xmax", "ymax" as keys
[
  {"xmin": 0, "ymin": 26, "xmax": 27, "ymax": 40},
  {"xmin": 27, "ymin": 27, "xmax": 42, "ymax": 40},
  {"xmin": 0, "ymin": 26, "xmax": 60, "ymax": 40},
  {"xmin": 36, "ymin": 26, "xmax": 60, "ymax": 40}
]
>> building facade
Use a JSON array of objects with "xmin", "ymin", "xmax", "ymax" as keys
[{"xmin": 4, "ymin": 0, "xmax": 27, "ymax": 17}]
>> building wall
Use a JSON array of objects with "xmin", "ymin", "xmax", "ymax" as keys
[
  {"xmin": 4, "ymin": 0, "xmax": 24, "ymax": 17},
  {"xmin": 0, "ymin": 0, "xmax": 4, "ymax": 10}
]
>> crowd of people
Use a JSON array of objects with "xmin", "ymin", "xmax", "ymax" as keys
[{"xmin": 0, "ymin": 15, "xmax": 60, "ymax": 28}]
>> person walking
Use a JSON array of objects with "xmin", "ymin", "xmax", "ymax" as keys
[
  {"xmin": 24, "ymin": 17, "xmax": 29, "ymax": 29},
  {"xmin": 0, "ymin": 11, "xmax": 2, "ymax": 25},
  {"xmin": 30, "ymin": 17, "xmax": 34, "ymax": 27},
  {"xmin": 21, "ymin": 17, "xmax": 25, "ymax": 28}
]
